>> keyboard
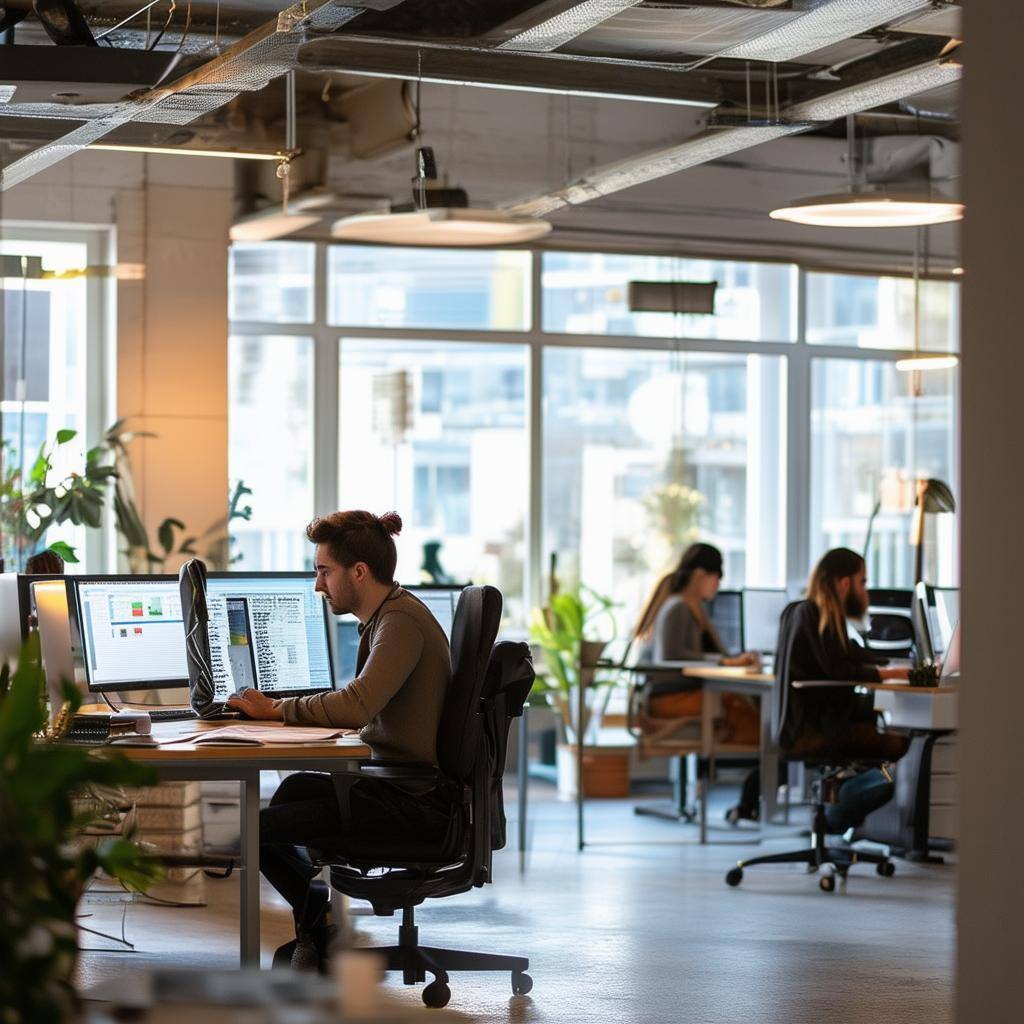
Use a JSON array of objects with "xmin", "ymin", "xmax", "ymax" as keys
[{"xmin": 147, "ymin": 707, "xmax": 198, "ymax": 722}]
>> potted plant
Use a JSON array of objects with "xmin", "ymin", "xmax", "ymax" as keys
[
  {"xmin": 0, "ymin": 429, "xmax": 118, "ymax": 570},
  {"xmin": 0, "ymin": 634, "xmax": 161, "ymax": 1023},
  {"xmin": 529, "ymin": 584, "xmax": 626, "ymax": 797}
]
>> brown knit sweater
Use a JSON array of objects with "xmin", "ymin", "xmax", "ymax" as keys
[{"xmin": 278, "ymin": 587, "xmax": 451, "ymax": 764}]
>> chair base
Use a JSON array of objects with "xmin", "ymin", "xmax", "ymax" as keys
[
  {"xmin": 724, "ymin": 800, "xmax": 895, "ymax": 892},
  {"xmin": 276, "ymin": 906, "xmax": 531, "ymax": 1008}
]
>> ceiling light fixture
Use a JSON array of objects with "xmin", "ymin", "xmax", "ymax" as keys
[
  {"xmin": 90, "ymin": 143, "xmax": 290, "ymax": 161},
  {"xmin": 771, "ymin": 112, "xmax": 964, "ymax": 228},
  {"xmin": 770, "ymin": 191, "xmax": 964, "ymax": 228},
  {"xmin": 333, "ymin": 144, "xmax": 550, "ymax": 247}
]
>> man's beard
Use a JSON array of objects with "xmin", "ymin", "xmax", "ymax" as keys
[{"xmin": 844, "ymin": 588, "xmax": 868, "ymax": 619}]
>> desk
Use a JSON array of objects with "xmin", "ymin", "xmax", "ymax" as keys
[
  {"xmin": 791, "ymin": 679, "xmax": 958, "ymax": 859},
  {"xmin": 113, "ymin": 719, "xmax": 370, "ymax": 967},
  {"xmin": 680, "ymin": 665, "xmax": 775, "ymax": 837}
]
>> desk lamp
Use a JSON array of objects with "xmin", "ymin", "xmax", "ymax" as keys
[{"xmin": 911, "ymin": 478, "xmax": 956, "ymax": 584}]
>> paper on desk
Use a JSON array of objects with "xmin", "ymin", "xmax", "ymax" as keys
[{"xmin": 194, "ymin": 725, "xmax": 351, "ymax": 745}]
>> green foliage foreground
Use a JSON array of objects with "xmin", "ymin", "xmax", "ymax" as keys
[{"xmin": 0, "ymin": 635, "xmax": 160, "ymax": 1024}]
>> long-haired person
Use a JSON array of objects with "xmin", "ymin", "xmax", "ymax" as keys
[
  {"xmin": 633, "ymin": 542, "xmax": 759, "ymax": 670},
  {"xmin": 777, "ymin": 546, "xmax": 909, "ymax": 760}
]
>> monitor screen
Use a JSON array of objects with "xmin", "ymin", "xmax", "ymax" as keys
[
  {"xmin": 331, "ymin": 584, "xmax": 461, "ymax": 685},
  {"xmin": 933, "ymin": 587, "xmax": 959, "ymax": 653},
  {"xmin": 742, "ymin": 589, "xmax": 789, "ymax": 653},
  {"xmin": 72, "ymin": 576, "xmax": 189, "ymax": 692},
  {"xmin": 912, "ymin": 582, "xmax": 942, "ymax": 664},
  {"xmin": 707, "ymin": 589, "xmax": 743, "ymax": 656},
  {"xmin": 405, "ymin": 584, "xmax": 462, "ymax": 640},
  {"xmin": 205, "ymin": 573, "xmax": 335, "ymax": 701}
]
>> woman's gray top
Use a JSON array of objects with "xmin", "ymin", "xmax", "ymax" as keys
[{"xmin": 653, "ymin": 595, "xmax": 725, "ymax": 662}]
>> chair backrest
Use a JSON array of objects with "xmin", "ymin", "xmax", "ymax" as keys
[
  {"xmin": 770, "ymin": 600, "xmax": 804, "ymax": 749},
  {"xmin": 436, "ymin": 585, "xmax": 503, "ymax": 782}
]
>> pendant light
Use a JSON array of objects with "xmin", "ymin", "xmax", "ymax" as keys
[{"xmin": 771, "ymin": 116, "xmax": 964, "ymax": 228}]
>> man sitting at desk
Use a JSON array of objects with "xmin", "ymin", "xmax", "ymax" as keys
[
  {"xmin": 228, "ymin": 510, "xmax": 452, "ymax": 970},
  {"xmin": 778, "ymin": 546, "xmax": 910, "ymax": 761}
]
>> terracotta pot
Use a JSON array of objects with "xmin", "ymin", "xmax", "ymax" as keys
[{"xmin": 556, "ymin": 743, "xmax": 631, "ymax": 799}]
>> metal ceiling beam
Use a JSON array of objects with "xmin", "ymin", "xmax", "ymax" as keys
[
  {"xmin": 298, "ymin": 33, "xmax": 722, "ymax": 106},
  {"xmin": 0, "ymin": 0, "xmax": 406, "ymax": 191},
  {"xmin": 503, "ymin": 57, "xmax": 961, "ymax": 216}
]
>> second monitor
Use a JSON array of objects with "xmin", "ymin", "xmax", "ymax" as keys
[{"xmin": 205, "ymin": 573, "xmax": 335, "ymax": 702}]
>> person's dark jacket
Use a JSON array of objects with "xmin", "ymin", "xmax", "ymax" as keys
[{"xmin": 775, "ymin": 599, "xmax": 881, "ymax": 752}]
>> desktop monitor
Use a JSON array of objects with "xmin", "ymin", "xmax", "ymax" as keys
[
  {"xmin": 205, "ymin": 572, "xmax": 335, "ymax": 702},
  {"xmin": 933, "ymin": 587, "xmax": 959, "ymax": 654},
  {"xmin": 70, "ymin": 575, "xmax": 190, "ymax": 692},
  {"xmin": 707, "ymin": 589, "xmax": 743, "ymax": 656},
  {"xmin": 332, "ymin": 584, "xmax": 464, "ymax": 684},
  {"xmin": 742, "ymin": 588, "xmax": 789, "ymax": 654},
  {"xmin": 405, "ymin": 584, "xmax": 463, "ymax": 640},
  {"xmin": 912, "ymin": 582, "xmax": 950, "ymax": 666}
]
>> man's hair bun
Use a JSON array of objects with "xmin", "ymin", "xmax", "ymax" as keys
[{"xmin": 378, "ymin": 511, "xmax": 403, "ymax": 536}]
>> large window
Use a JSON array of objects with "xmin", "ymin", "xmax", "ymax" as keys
[
  {"xmin": 228, "ymin": 334, "xmax": 315, "ymax": 570},
  {"xmin": 543, "ymin": 349, "xmax": 786, "ymax": 625},
  {"xmin": 228, "ymin": 243, "xmax": 960, "ymax": 629},
  {"xmin": 330, "ymin": 247, "xmax": 531, "ymax": 330},
  {"xmin": 338, "ymin": 339, "xmax": 528, "ymax": 624},
  {"xmin": 542, "ymin": 252, "xmax": 797, "ymax": 342},
  {"xmin": 1, "ymin": 234, "xmax": 96, "ymax": 569},
  {"xmin": 811, "ymin": 358, "xmax": 957, "ymax": 587}
]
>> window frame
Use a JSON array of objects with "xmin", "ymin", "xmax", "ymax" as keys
[
  {"xmin": 228, "ymin": 246, "xmax": 961, "ymax": 604},
  {"xmin": 1, "ymin": 221, "xmax": 114, "ymax": 571}
]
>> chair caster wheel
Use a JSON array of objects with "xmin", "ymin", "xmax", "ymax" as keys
[
  {"xmin": 820, "ymin": 874, "xmax": 836, "ymax": 892},
  {"xmin": 422, "ymin": 981, "xmax": 451, "ymax": 1008},
  {"xmin": 877, "ymin": 861, "xmax": 896, "ymax": 877},
  {"xmin": 512, "ymin": 972, "xmax": 533, "ymax": 996},
  {"xmin": 725, "ymin": 867, "xmax": 743, "ymax": 887}
]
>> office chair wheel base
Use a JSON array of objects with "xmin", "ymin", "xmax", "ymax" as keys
[
  {"xmin": 422, "ymin": 980, "xmax": 451, "ymax": 1008},
  {"xmin": 512, "ymin": 972, "xmax": 533, "ymax": 996},
  {"xmin": 876, "ymin": 861, "xmax": 896, "ymax": 878},
  {"xmin": 725, "ymin": 867, "xmax": 743, "ymax": 887},
  {"xmin": 819, "ymin": 873, "xmax": 836, "ymax": 893}
]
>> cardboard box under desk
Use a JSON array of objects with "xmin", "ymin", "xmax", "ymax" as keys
[
  {"xmin": 135, "ymin": 802, "xmax": 202, "ymax": 832},
  {"xmin": 127, "ymin": 782, "xmax": 202, "ymax": 807}
]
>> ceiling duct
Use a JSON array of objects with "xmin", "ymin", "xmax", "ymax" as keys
[
  {"xmin": 0, "ymin": 0, "xmax": 406, "ymax": 191},
  {"xmin": 505, "ymin": 58, "xmax": 961, "ymax": 217},
  {"xmin": 715, "ymin": 0, "xmax": 934, "ymax": 63},
  {"xmin": 496, "ymin": 0, "xmax": 644, "ymax": 53}
]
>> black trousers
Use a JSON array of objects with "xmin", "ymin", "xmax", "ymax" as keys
[{"xmin": 259, "ymin": 772, "xmax": 451, "ymax": 942}]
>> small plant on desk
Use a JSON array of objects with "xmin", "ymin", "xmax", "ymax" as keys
[
  {"xmin": 908, "ymin": 663, "xmax": 940, "ymax": 687},
  {"xmin": 0, "ymin": 634, "xmax": 161, "ymax": 1024}
]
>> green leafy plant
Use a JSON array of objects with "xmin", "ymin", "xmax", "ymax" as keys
[
  {"xmin": 104, "ymin": 420, "xmax": 253, "ymax": 572},
  {"xmin": 0, "ymin": 430, "xmax": 119, "ymax": 571},
  {"xmin": 0, "ymin": 634, "xmax": 161, "ymax": 1024},
  {"xmin": 529, "ymin": 583, "xmax": 618, "ymax": 742}
]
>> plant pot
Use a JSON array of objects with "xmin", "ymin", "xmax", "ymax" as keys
[{"xmin": 556, "ymin": 743, "xmax": 631, "ymax": 799}]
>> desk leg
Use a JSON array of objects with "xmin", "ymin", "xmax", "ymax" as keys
[
  {"xmin": 239, "ymin": 769, "xmax": 261, "ymax": 967},
  {"xmin": 517, "ymin": 707, "xmax": 529, "ymax": 867}
]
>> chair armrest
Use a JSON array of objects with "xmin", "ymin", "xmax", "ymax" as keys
[{"xmin": 356, "ymin": 762, "xmax": 440, "ymax": 782}]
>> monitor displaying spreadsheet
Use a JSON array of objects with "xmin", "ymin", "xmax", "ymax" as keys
[
  {"xmin": 205, "ymin": 573, "xmax": 335, "ymax": 701},
  {"xmin": 72, "ymin": 576, "xmax": 189, "ymax": 692}
]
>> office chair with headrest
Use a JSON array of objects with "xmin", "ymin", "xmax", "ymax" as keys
[
  {"xmin": 724, "ymin": 602, "xmax": 899, "ymax": 892},
  {"xmin": 300, "ymin": 585, "xmax": 535, "ymax": 1008}
]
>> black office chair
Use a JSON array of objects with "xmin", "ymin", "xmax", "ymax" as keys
[
  {"xmin": 312, "ymin": 585, "xmax": 535, "ymax": 1007},
  {"xmin": 724, "ymin": 602, "xmax": 898, "ymax": 892}
]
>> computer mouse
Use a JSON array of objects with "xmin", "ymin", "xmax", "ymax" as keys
[{"xmin": 107, "ymin": 734, "xmax": 159, "ymax": 747}]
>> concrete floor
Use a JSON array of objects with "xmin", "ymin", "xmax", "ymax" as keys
[{"xmin": 76, "ymin": 784, "xmax": 955, "ymax": 1023}]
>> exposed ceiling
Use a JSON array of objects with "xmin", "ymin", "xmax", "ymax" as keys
[{"xmin": 0, "ymin": 1, "xmax": 963, "ymax": 271}]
